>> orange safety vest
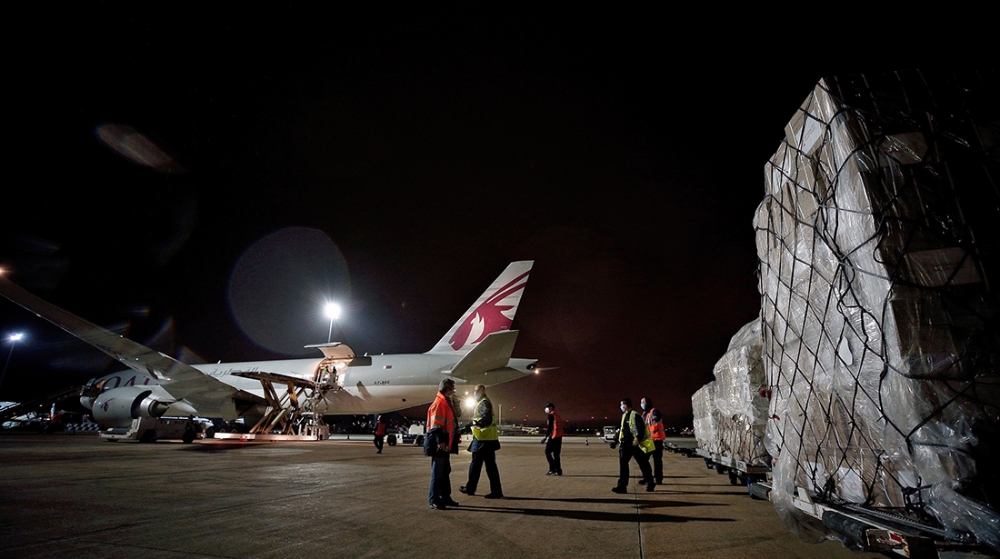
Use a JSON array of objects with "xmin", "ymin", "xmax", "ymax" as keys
[
  {"xmin": 375, "ymin": 421, "xmax": 387, "ymax": 436},
  {"xmin": 427, "ymin": 392, "xmax": 455, "ymax": 441},
  {"xmin": 644, "ymin": 408, "xmax": 666, "ymax": 441},
  {"xmin": 550, "ymin": 411, "xmax": 564, "ymax": 439}
]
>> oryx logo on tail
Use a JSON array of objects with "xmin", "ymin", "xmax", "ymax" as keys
[
  {"xmin": 449, "ymin": 271, "xmax": 529, "ymax": 350},
  {"xmin": 429, "ymin": 261, "xmax": 534, "ymax": 354}
]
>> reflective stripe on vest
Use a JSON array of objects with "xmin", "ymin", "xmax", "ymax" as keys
[
  {"xmin": 644, "ymin": 408, "xmax": 666, "ymax": 441},
  {"xmin": 619, "ymin": 410, "xmax": 648, "ymax": 442},
  {"xmin": 427, "ymin": 392, "xmax": 454, "ymax": 436},
  {"xmin": 551, "ymin": 411, "xmax": 564, "ymax": 438},
  {"xmin": 472, "ymin": 396, "xmax": 499, "ymax": 441}
]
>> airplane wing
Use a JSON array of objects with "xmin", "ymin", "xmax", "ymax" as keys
[
  {"xmin": 0, "ymin": 276, "xmax": 261, "ymax": 420},
  {"xmin": 448, "ymin": 330, "xmax": 519, "ymax": 380}
]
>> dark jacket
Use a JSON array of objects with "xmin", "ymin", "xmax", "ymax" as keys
[{"xmin": 468, "ymin": 397, "xmax": 501, "ymax": 453}]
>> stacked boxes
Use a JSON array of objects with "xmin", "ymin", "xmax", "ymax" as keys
[
  {"xmin": 692, "ymin": 382, "xmax": 722, "ymax": 456},
  {"xmin": 710, "ymin": 320, "xmax": 770, "ymax": 467},
  {"xmin": 753, "ymin": 71, "xmax": 999, "ymax": 548}
]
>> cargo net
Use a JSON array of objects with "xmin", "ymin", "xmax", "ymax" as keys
[
  {"xmin": 692, "ymin": 320, "xmax": 770, "ymax": 467},
  {"xmin": 753, "ymin": 71, "xmax": 999, "ymax": 550}
]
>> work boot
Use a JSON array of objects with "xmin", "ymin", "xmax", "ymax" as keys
[
  {"xmin": 459, "ymin": 486, "xmax": 475, "ymax": 496},
  {"xmin": 646, "ymin": 483, "xmax": 655, "ymax": 492},
  {"xmin": 445, "ymin": 498, "xmax": 460, "ymax": 507},
  {"xmin": 611, "ymin": 486, "xmax": 628, "ymax": 494},
  {"xmin": 484, "ymin": 493, "xmax": 504, "ymax": 499}
]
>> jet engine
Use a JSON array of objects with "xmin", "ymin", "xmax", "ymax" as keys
[{"xmin": 90, "ymin": 386, "xmax": 176, "ymax": 427}]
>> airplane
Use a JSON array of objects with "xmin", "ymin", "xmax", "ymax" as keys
[{"xmin": 0, "ymin": 261, "xmax": 539, "ymax": 438}]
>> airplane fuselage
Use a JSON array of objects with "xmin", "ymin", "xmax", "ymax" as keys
[{"xmin": 85, "ymin": 354, "xmax": 537, "ymax": 418}]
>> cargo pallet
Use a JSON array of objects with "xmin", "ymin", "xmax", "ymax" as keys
[
  {"xmin": 695, "ymin": 447, "xmax": 770, "ymax": 489},
  {"xmin": 786, "ymin": 486, "xmax": 992, "ymax": 558}
]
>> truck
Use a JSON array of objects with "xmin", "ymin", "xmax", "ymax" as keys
[{"xmin": 100, "ymin": 416, "xmax": 211, "ymax": 443}]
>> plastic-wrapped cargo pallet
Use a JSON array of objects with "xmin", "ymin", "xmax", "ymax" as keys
[
  {"xmin": 691, "ymin": 381, "xmax": 721, "ymax": 456},
  {"xmin": 711, "ymin": 320, "xmax": 770, "ymax": 468},
  {"xmin": 754, "ymin": 70, "xmax": 999, "ymax": 552}
]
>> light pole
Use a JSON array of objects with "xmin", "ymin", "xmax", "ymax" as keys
[
  {"xmin": 324, "ymin": 303, "xmax": 341, "ymax": 344},
  {"xmin": 0, "ymin": 332, "xmax": 24, "ymax": 397}
]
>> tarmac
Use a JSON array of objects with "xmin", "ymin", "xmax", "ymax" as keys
[{"xmin": 0, "ymin": 433, "xmax": 883, "ymax": 559}]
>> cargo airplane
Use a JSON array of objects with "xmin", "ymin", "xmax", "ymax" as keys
[{"xmin": 0, "ymin": 261, "xmax": 538, "ymax": 434}]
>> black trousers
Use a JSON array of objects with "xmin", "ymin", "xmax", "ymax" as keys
[
  {"xmin": 617, "ymin": 444, "xmax": 652, "ymax": 488},
  {"xmin": 651, "ymin": 440, "xmax": 664, "ymax": 482},
  {"xmin": 545, "ymin": 437, "xmax": 562, "ymax": 474},
  {"xmin": 374, "ymin": 435, "xmax": 384, "ymax": 452},
  {"xmin": 466, "ymin": 447, "xmax": 502, "ymax": 495}
]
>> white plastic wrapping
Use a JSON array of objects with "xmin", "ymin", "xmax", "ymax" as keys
[
  {"xmin": 754, "ymin": 71, "xmax": 999, "ymax": 551},
  {"xmin": 691, "ymin": 382, "xmax": 721, "ymax": 455},
  {"xmin": 711, "ymin": 320, "xmax": 770, "ymax": 467}
]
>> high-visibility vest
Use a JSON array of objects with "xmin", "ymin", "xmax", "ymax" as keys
[
  {"xmin": 620, "ymin": 410, "xmax": 654, "ymax": 453},
  {"xmin": 644, "ymin": 408, "xmax": 666, "ymax": 441},
  {"xmin": 472, "ymin": 396, "xmax": 499, "ymax": 441},
  {"xmin": 427, "ymin": 392, "xmax": 455, "ymax": 439},
  {"xmin": 550, "ymin": 411, "xmax": 564, "ymax": 439}
]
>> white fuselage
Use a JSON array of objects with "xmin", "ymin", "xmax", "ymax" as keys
[{"xmin": 86, "ymin": 354, "xmax": 535, "ymax": 417}]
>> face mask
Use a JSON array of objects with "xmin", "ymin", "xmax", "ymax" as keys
[
  {"xmin": 641, "ymin": 403, "xmax": 647, "ymax": 411},
  {"xmin": 620, "ymin": 404, "xmax": 627, "ymax": 413}
]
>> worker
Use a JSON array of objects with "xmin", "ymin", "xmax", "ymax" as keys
[
  {"xmin": 641, "ymin": 397, "xmax": 666, "ymax": 484},
  {"xmin": 610, "ymin": 397, "xmax": 654, "ymax": 493},
  {"xmin": 459, "ymin": 384, "xmax": 504, "ymax": 499},
  {"xmin": 373, "ymin": 414, "xmax": 387, "ymax": 454},
  {"xmin": 541, "ymin": 402, "xmax": 564, "ymax": 476},
  {"xmin": 425, "ymin": 378, "xmax": 460, "ymax": 510}
]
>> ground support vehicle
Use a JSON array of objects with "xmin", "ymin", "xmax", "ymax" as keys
[
  {"xmin": 602, "ymin": 426, "xmax": 618, "ymax": 444},
  {"xmin": 100, "ymin": 416, "xmax": 209, "ymax": 443},
  {"xmin": 400, "ymin": 423, "xmax": 425, "ymax": 446}
]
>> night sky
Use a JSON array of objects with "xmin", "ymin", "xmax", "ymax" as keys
[{"xmin": 1, "ymin": 7, "xmax": 990, "ymax": 428}]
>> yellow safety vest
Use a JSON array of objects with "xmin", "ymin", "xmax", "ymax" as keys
[
  {"xmin": 620, "ymin": 410, "xmax": 655, "ymax": 454},
  {"xmin": 472, "ymin": 396, "xmax": 499, "ymax": 441}
]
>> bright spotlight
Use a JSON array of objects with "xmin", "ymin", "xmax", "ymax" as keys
[
  {"xmin": 8, "ymin": 333, "xmax": 23, "ymax": 342},
  {"xmin": 324, "ymin": 303, "xmax": 342, "ymax": 344},
  {"xmin": 464, "ymin": 397, "xmax": 476, "ymax": 409},
  {"xmin": 324, "ymin": 303, "xmax": 342, "ymax": 320}
]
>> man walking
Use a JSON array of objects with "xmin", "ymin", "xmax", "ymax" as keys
[
  {"xmin": 425, "ymin": 378, "xmax": 460, "ymax": 510},
  {"xmin": 373, "ymin": 414, "xmax": 387, "ymax": 454},
  {"xmin": 460, "ymin": 384, "xmax": 504, "ymax": 499},
  {"xmin": 611, "ymin": 398, "xmax": 654, "ymax": 493},
  {"xmin": 541, "ymin": 403, "xmax": 563, "ymax": 476},
  {"xmin": 641, "ymin": 397, "xmax": 666, "ymax": 484}
]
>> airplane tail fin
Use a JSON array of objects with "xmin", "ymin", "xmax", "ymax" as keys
[{"xmin": 427, "ymin": 261, "xmax": 533, "ymax": 354}]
